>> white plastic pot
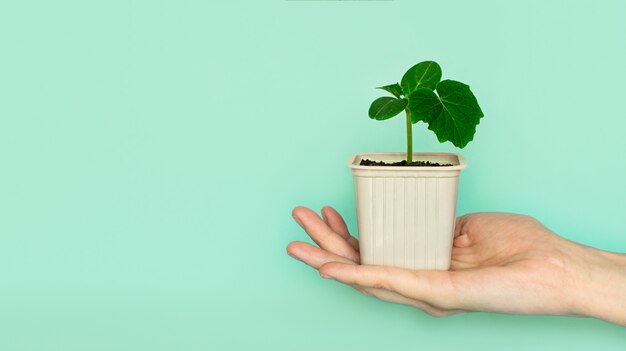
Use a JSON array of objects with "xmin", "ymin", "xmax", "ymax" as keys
[{"xmin": 348, "ymin": 152, "xmax": 467, "ymax": 270}]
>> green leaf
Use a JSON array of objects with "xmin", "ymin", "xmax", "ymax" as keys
[
  {"xmin": 407, "ymin": 79, "xmax": 483, "ymax": 148},
  {"xmin": 368, "ymin": 97, "xmax": 407, "ymax": 121},
  {"xmin": 407, "ymin": 88, "xmax": 442, "ymax": 124},
  {"xmin": 400, "ymin": 61, "xmax": 442, "ymax": 95},
  {"xmin": 377, "ymin": 83, "xmax": 403, "ymax": 98}
]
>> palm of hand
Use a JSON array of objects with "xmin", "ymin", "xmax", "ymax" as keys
[{"xmin": 288, "ymin": 207, "xmax": 581, "ymax": 317}]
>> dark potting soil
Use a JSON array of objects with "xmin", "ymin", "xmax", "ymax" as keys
[{"xmin": 359, "ymin": 158, "xmax": 453, "ymax": 167}]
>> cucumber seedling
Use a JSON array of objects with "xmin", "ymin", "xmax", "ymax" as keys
[{"xmin": 368, "ymin": 61, "xmax": 484, "ymax": 163}]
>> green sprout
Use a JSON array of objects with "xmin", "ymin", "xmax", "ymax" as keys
[{"xmin": 368, "ymin": 61, "xmax": 484, "ymax": 163}]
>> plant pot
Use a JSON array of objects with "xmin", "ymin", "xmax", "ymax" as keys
[{"xmin": 348, "ymin": 152, "xmax": 467, "ymax": 270}]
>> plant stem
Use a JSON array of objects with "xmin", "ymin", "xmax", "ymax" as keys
[{"xmin": 405, "ymin": 108, "xmax": 412, "ymax": 163}]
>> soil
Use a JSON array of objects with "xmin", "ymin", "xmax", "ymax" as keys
[{"xmin": 359, "ymin": 158, "xmax": 453, "ymax": 167}]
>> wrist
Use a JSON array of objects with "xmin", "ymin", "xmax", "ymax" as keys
[{"xmin": 568, "ymin": 242, "xmax": 626, "ymax": 326}]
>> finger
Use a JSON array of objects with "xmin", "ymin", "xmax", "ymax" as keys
[
  {"xmin": 352, "ymin": 285, "xmax": 461, "ymax": 317},
  {"xmin": 285, "ymin": 241, "xmax": 436, "ymax": 312},
  {"xmin": 292, "ymin": 207, "xmax": 360, "ymax": 263},
  {"xmin": 319, "ymin": 262, "xmax": 461, "ymax": 310},
  {"xmin": 449, "ymin": 256, "xmax": 477, "ymax": 270},
  {"xmin": 287, "ymin": 241, "xmax": 356, "ymax": 268},
  {"xmin": 320, "ymin": 206, "xmax": 349, "ymax": 236},
  {"xmin": 453, "ymin": 234, "xmax": 472, "ymax": 248},
  {"xmin": 286, "ymin": 243, "xmax": 457, "ymax": 316},
  {"xmin": 321, "ymin": 206, "xmax": 360, "ymax": 252},
  {"xmin": 454, "ymin": 215, "xmax": 469, "ymax": 238},
  {"xmin": 285, "ymin": 243, "xmax": 437, "ymax": 314},
  {"xmin": 453, "ymin": 215, "xmax": 473, "ymax": 248}
]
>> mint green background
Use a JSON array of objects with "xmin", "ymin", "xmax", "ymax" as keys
[{"xmin": 1, "ymin": 1, "xmax": 625, "ymax": 350}]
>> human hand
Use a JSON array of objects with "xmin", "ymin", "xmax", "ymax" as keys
[{"xmin": 287, "ymin": 206, "xmax": 626, "ymax": 325}]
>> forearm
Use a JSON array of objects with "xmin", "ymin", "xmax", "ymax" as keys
[{"xmin": 570, "ymin": 244, "xmax": 626, "ymax": 326}]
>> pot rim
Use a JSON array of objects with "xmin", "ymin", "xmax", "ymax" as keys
[{"xmin": 348, "ymin": 152, "xmax": 467, "ymax": 171}]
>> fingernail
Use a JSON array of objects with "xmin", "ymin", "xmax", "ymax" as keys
[
  {"xmin": 320, "ymin": 273, "xmax": 333, "ymax": 279},
  {"xmin": 292, "ymin": 215, "xmax": 304, "ymax": 229}
]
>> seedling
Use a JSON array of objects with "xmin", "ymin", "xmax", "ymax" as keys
[{"xmin": 368, "ymin": 61, "xmax": 483, "ymax": 163}]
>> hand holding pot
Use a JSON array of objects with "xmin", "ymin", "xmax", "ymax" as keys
[{"xmin": 287, "ymin": 206, "xmax": 626, "ymax": 326}]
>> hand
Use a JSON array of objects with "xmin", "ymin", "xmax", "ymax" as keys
[{"xmin": 287, "ymin": 206, "xmax": 626, "ymax": 325}]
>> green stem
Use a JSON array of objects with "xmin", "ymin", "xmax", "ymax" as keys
[{"xmin": 405, "ymin": 108, "xmax": 412, "ymax": 163}]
